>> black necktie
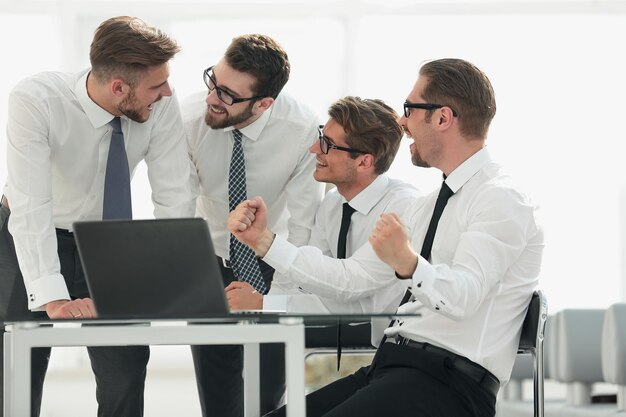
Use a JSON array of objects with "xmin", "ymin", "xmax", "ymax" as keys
[
  {"xmin": 228, "ymin": 129, "xmax": 267, "ymax": 294},
  {"xmin": 337, "ymin": 203, "xmax": 356, "ymax": 259},
  {"xmin": 380, "ymin": 181, "xmax": 455, "ymax": 346},
  {"xmin": 335, "ymin": 203, "xmax": 356, "ymax": 370},
  {"xmin": 103, "ymin": 117, "xmax": 132, "ymax": 220}
]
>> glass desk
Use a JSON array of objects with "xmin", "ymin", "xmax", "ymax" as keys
[{"xmin": 3, "ymin": 314, "xmax": 410, "ymax": 417}]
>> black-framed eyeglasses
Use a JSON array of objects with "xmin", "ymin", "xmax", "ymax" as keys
[
  {"xmin": 403, "ymin": 102, "xmax": 459, "ymax": 118},
  {"xmin": 203, "ymin": 66, "xmax": 265, "ymax": 106},
  {"xmin": 317, "ymin": 125, "xmax": 368, "ymax": 155}
]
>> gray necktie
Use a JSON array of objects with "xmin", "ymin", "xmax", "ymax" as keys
[
  {"xmin": 103, "ymin": 117, "xmax": 132, "ymax": 220},
  {"xmin": 228, "ymin": 129, "xmax": 267, "ymax": 294}
]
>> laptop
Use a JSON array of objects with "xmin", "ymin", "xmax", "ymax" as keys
[{"xmin": 73, "ymin": 218, "xmax": 229, "ymax": 319}]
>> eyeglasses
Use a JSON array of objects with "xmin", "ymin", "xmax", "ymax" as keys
[
  {"xmin": 317, "ymin": 125, "xmax": 368, "ymax": 155},
  {"xmin": 203, "ymin": 66, "xmax": 265, "ymax": 106},
  {"xmin": 403, "ymin": 102, "xmax": 459, "ymax": 118}
]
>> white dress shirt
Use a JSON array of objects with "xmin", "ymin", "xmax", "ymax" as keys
[
  {"xmin": 266, "ymin": 148, "xmax": 544, "ymax": 383},
  {"xmin": 262, "ymin": 175, "xmax": 420, "ymax": 345},
  {"xmin": 385, "ymin": 148, "xmax": 544, "ymax": 384},
  {"xmin": 182, "ymin": 91, "xmax": 324, "ymax": 259},
  {"xmin": 4, "ymin": 69, "xmax": 194, "ymax": 311}
]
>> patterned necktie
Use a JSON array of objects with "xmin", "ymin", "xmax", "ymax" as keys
[
  {"xmin": 103, "ymin": 117, "xmax": 132, "ymax": 220},
  {"xmin": 228, "ymin": 129, "xmax": 267, "ymax": 294}
]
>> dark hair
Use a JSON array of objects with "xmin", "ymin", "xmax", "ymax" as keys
[
  {"xmin": 89, "ymin": 16, "xmax": 181, "ymax": 86},
  {"xmin": 224, "ymin": 34, "xmax": 290, "ymax": 99},
  {"xmin": 328, "ymin": 96, "xmax": 403, "ymax": 174},
  {"xmin": 420, "ymin": 58, "xmax": 496, "ymax": 139}
]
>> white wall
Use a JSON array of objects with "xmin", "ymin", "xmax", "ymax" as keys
[{"xmin": 2, "ymin": 0, "xmax": 626, "ymax": 313}]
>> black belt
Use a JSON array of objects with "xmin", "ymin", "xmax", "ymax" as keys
[
  {"xmin": 390, "ymin": 336, "xmax": 500, "ymax": 397},
  {"xmin": 217, "ymin": 256, "xmax": 231, "ymax": 268}
]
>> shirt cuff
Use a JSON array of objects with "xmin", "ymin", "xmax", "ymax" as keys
[
  {"xmin": 411, "ymin": 254, "xmax": 436, "ymax": 294},
  {"xmin": 263, "ymin": 235, "xmax": 299, "ymax": 275},
  {"xmin": 263, "ymin": 294, "xmax": 288, "ymax": 312},
  {"xmin": 27, "ymin": 273, "xmax": 71, "ymax": 311}
]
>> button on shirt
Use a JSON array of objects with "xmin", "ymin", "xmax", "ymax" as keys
[
  {"xmin": 262, "ymin": 175, "xmax": 420, "ymax": 345},
  {"xmin": 182, "ymin": 91, "xmax": 324, "ymax": 258},
  {"xmin": 4, "ymin": 69, "xmax": 194, "ymax": 310}
]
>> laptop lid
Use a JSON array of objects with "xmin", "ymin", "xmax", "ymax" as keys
[{"xmin": 73, "ymin": 218, "xmax": 228, "ymax": 319}]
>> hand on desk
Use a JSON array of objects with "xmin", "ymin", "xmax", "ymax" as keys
[
  {"xmin": 225, "ymin": 281, "xmax": 263, "ymax": 311},
  {"xmin": 369, "ymin": 213, "xmax": 418, "ymax": 279},
  {"xmin": 227, "ymin": 196, "xmax": 275, "ymax": 257},
  {"xmin": 45, "ymin": 298, "xmax": 97, "ymax": 319}
]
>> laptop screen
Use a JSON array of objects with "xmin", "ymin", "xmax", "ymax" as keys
[{"xmin": 73, "ymin": 218, "xmax": 229, "ymax": 319}]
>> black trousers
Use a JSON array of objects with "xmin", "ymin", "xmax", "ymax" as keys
[
  {"xmin": 265, "ymin": 342, "xmax": 497, "ymax": 417},
  {"xmin": 190, "ymin": 258, "xmax": 285, "ymax": 417},
  {"xmin": 0, "ymin": 205, "xmax": 149, "ymax": 417}
]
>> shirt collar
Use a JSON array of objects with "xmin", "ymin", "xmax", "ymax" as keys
[
  {"xmin": 445, "ymin": 147, "xmax": 492, "ymax": 193},
  {"xmin": 74, "ymin": 69, "xmax": 118, "ymax": 129},
  {"xmin": 344, "ymin": 174, "xmax": 390, "ymax": 215},
  {"xmin": 223, "ymin": 104, "xmax": 272, "ymax": 142}
]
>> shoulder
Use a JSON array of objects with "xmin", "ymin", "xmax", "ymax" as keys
[
  {"xmin": 180, "ymin": 90, "xmax": 207, "ymax": 124},
  {"xmin": 266, "ymin": 92, "xmax": 319, "ymax": 131},
  {"xmin": 384, "ymin": 178, "xmax": 423, "ymax": 208},
  {"xmin": 11, "ymin": 71, "xmax": 76, "ymax": 103},
  {"xmin": 179, "ymin": 90, "xmax": 210, "ymax": 146}
]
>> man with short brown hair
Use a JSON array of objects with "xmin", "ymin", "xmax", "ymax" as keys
[{"xmin": 1, "ymin": 16, "xmax": 192, "ymax": 417}]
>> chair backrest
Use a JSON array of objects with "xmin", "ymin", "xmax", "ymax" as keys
[
  {"xmin": 550, "ymin": 307, "xmax": 606, "ymax": 407},
  {"xmin": 517, "ymin": 290, "xmax": 548, "ymax": 417},
  {"xmin": 518, "ymin": 290, "xmax": 548, "ymax": 355},
  {"xmin": 602, "ymin": 303, "xmax": 626, "ymax": 411}
]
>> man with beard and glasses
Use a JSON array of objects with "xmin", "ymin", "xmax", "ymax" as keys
[
  {"xmin": 181, "ymin": 34, "xmax": 323, "ymax": 417},
  {"xmin": 0, "ymin": 16, "xmax": 193, "ymax": 417}
]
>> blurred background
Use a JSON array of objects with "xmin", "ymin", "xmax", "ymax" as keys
[{"xmin": 1, "ymin": 0, "xmax": 625, "ymax": 415}]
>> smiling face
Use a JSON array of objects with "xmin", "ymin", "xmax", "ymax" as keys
[
  {"xmin": 399, "ymin": 76, "xmax": 442, "ymax": 168},
  {"xmin": 309, "ymin": 118, "xmax": 361, "ymax": 189},
  {"xmin": 118, "ymin": 63, "xmax": 172, "ymax": 123},
  {"xmin": 204, "ymin": 59, "xmax": 260, "ymax": 130}
]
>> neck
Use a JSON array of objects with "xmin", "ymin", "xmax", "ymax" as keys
[
  {"xmin": 440, "ymin": 138, "xmax": 485, "ymax": 177},
  {"xmin": 86, "ymin": 72, "xmax": 120, "ymax": 116},
  {"xmin": 336, "ymin": 174, "xmax": 378, "ymax": 202}
]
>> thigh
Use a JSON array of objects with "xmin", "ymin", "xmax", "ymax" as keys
[
  {"xmin": 0, "ymin": 206, "xmax": 30, "ymax": 319},
  {"xmin": 304, "ymin": 365, "xmax": 370, "ymax": 417},
  {"xmin": 87, "ymin": 345, "xmax": 150, "ymax": 382},
  {"xmin": 322, "ymin": 366, "xmax": 460, "ymax": 417},
  {"xmin": 55, "ymin": 230, "xmax": 89, "ymax": 299}
]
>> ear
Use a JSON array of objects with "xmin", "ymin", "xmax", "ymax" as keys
[
  {"xmin": 436, "ymin": 106, "xmax": 455, "ymax": 131},
  {"xmin": 255, "ymin": 97, "xmax": 275, "ymax": 112},
  {"xmin": 110, "ymin": 79, "xmax": 128, "ymax": 98},
  {"xmin": 357, "ymin": 153, "xmax": 375, "ymax": 171}
]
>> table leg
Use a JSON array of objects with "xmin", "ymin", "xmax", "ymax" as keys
[{"xmin": 243, "ymin": 342, "xmax": 260, "ymax": 417}]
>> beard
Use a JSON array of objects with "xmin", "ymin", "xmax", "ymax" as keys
[
  {"xmin": 204, "ymin": 101, "xmax": 255, "ymax": 129},
  {"xmin": 118, "ymin": 89, "xmax": 149, "ymax": 123},
  {"xmin": 411, "ymin": 146, "xmax": 431, "ymax": 168}
]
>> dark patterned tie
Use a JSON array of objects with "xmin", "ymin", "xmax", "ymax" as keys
[
  {"xmin": 103, "ymin": 117, "xmax": 132, "ymax": 220},
  {"xmin": 228, "ymin": 129, "xmax": 267, "ymax": 294}
]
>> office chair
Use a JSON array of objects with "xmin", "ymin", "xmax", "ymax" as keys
[{"xmin": 517, "ymin": 290, "xmax": 548, "ymax": 417}]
